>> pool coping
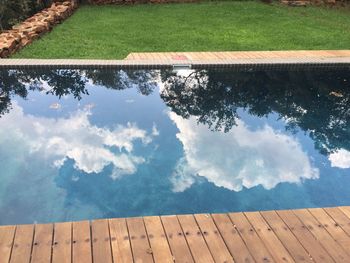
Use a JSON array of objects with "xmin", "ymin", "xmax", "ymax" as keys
[{"xmin": 1, "ymin": 56, "xmax": 350, "ymax": 69}]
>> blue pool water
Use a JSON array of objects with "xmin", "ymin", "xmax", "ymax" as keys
[{"xmin": 0, "ymin": 67, "xmax": 349, "ymax": 225}]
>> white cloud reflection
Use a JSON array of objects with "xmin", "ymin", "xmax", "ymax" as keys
[
  {"xmin": 329, "ymin": 149, "xmax": 350, "ymax": 169},
  {"xmin": 169, "ymin": 112, "xmax": 319, "ymax": 192},
  {"xmin": 1, "ymin": 102, "xmax": 156, "ymax": 179}
]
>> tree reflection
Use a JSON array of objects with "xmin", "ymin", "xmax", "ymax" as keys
[
  {"xmin": 0, "ymin": 68, "xmax": 158, "ymax": 117},
  {"xmin": 1, "ymin": 67, "xmax": 349, "ymax": 155},
  {"xmin": 160, "ymin": 68, "xmax": 350, "ymax": 154},
  {"xmin": 85, "ymin": 69, "xmax": 158, "ymax": 96}
]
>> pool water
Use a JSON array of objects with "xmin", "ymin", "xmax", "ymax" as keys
[{"xmin": 0, "ymin": 67, "xmax": 349, "ymax": 225}]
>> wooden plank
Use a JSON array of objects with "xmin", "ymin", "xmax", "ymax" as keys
[
  {"xmin": 0, "ymin": 225, "xmax": 16, "ymax": 263},
  {"xmin": 127, "ymin": 217, "xmax": 154, "ymax": 263},
  {"xmin": 293, "ymin": 209, "xmax": 350, "ymax": 262},
  {"xmin": 245, "ymin": 212, "xmax": 295, "ymax": 263},
  {"xmin": 260, "ymin": 211, "xmax": 313, "ymax": 263},
  {"xmin": 228, "ymin": 212, "xmax": 275, "ymax": 263},
  {"xmin": 276, "ymin": 210, "xmax": 334, "ymax": 262},
  {"xmin": 31, "ymin": 224, "xmax": 54, "ymax": 263},
  {"xmin": 177, "ymin": 214, "xmax": 214, "ymax": 263},
  {"xmin": 52, "ymin": 222, "xmax": 72, "ymax": 263},
  {"xmin": 324, "ymin": 207, "xmax": 350, "ymax": 237},
  {"xmin": 143, "ymin": 216, "xmax": 173, "ymax": 263},
  {"xmin": 339, "ymin": 206, "xmax": 350, "ymax": 219},
  {"xmin": 309, "ymin": 208, "xmax": 350, "ymax": 252},
  {"xmin": 10, "ymin": 224, "xmax": 34, "ymax": 263},
  {"xmin": 72, "ymin": 221, "xmax": 92, "ymax": 263},
  {"xmin": 109, "ymin": 218, "xmax": 133, "ymax": 263},
  {"xmin": 91, "ymin": 219, "xmax": 113, "ymax": 263},
  {"xmin": 211, "ymin": 213, "xmax": 254, "ymax": 263},
  {"xmin": 194, "ymin": 214, "xmax": 234, "ymax": 263},
  {"xmin": 161, "ymin": 216, "xmax": 194, "ymax": 263}
]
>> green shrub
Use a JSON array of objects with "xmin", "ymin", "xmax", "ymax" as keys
[{"xmin": 0, "ymin": 0, "xmax": 54, "ymax": 31}]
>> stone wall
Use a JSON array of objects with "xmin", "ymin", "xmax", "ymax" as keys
[
  {"xmin": 88, "ymin": 0, "xmax": 197, "ymax": 4},
  {"xmin": 90, "ymin": 0, "xmax": 344, "ymax": 4},
  {"xmin": 0, "ymin": 1, "xmax": 78, "ymax": 58},
  {"xmin": 281, "ymin": 0, "xmax": 345, "ymax": 6}
]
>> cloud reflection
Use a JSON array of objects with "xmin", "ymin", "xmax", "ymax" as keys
[
  {"xmin": 329, "ymin": 149, "xmax": 350, "ymax": 169},
  {"xmin": 1, "ymin": 102, "xmax": 156, "ymax": 179},
  {"xmin": 169, "ymin": 112, "xmax": 319, "ymax": 192}
]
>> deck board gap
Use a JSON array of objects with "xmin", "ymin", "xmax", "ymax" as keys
[
  {"xmin": 4, "ymin": 225, "xmax": 17, "ymax": 263},
  {"xmin": 158, "ymin": 216, "xmax": 175, "ymax": 262},
  {"xmin": 29, "ymin": 224, "xmax": 36, "ymax": 263},
  {"xmin": 192, "ymin": 215, "xmax": 217, "ymax": 261},
  {"xmin": 209, "ymin": 214, "xmax": 238, "ymax": 262},
  {"xmin": 124, "ymin": 218, "xmax": 135, "ymax": 263},
  {"xmin": 141, "ymin": 217, "xmax": 155, "ymax": 263},
  {"xmin": 107, "ymin": 220, "xmax": 114, "ymax": 263},
  {"xmin": 324, "ymin": 207, "xmax": 350, "ymax": 238},
  {"xmin": 259, "ymin": 211, "xmax": 314, "ymax": 263},
  {"xmin": 89, "ymin": 222, "xmax": 94, "ymax": 263},
  {"xmin": 174, "ymin": 215, "xmax": 196, "ymax": 262}
]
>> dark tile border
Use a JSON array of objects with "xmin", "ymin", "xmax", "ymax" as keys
[{"xmin": 0, "ymin": 58, "xmax": 349, "ymax": 70}]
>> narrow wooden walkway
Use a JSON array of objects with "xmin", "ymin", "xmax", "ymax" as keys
[
  {"xmin": 1, "ymin": 207, "xmax": 350, "ymax": 263},
  {"xmin": 125, "ymin": 50, "xmax": 350, "ymax": 61}
]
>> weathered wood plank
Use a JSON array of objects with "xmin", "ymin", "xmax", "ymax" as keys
[
  {"xmin": 211, "ymin": 213, "xmax": 254, "ymax": 263},
  {"xmin": 339, "ymin": 206, "xmax": 350, "ymax": 219},
  {"xmin": 127, "ymin": 217, "xmax": 154, "ymax": 263},
  {"xmin": 4, "ymin": 206, "xmax": 350, "ymax": 263},
  {"xmin": 31, "ymin": 224, "xmax": 54, "ymax": 263},
  {"xmin": 0, "ymin": 225, "xmax": 16, "ymax": 263},
  {"xmin": 177, "ymin": 214, "xmax": 214, "ymax": 263},
  {"xmin": 194, "ymin": 214, "xmax": 234, "ymax": 263},
  {"xmin": 91, "ymin": 219, "xmax": 113, "ymax": 263},
  {"xmin": 144, "ymin": 216, "xmax": 173, "ymax": 263},
  {"xmin": 276, "ymin": 210, "xmax": 334, "ymax": 262},
  {"xmin": 109, "ymin": 218, "xmax": 133, "ymax": 263},
  {"xmin": 161, "ymin": 215, "xmax": 194, "ymax": 263},
  {"xmin": 260, "ymin": 211, "xmax": 313, "ymax": 263},
  {"xmin": 293, "ymin": 209, "xmax": 350, "ymax": 262},
  {"xmin": 9, "ymin": 224, "xmax": 34, "ymax": 263},
  {"xmin": 52, "ymin": 222, "xmax": 72, "ymax": 263},
  {"xmin": 72, "ymin": 221, "xmax": 92, "ymax": 263},
  {"xmin": 309, "ymin": 208, "xmax": 350, "ymax": 253},
  {"xmin": 228, "ymin": 212, "xmax": 275, "ymax": 263},
  {"xmin": 324, "ymin": 207, "xmax": 350, "ymax": 237},
  {"xmin": 244, "ymin": 211, "xmax": 295, "ymax": 263}
]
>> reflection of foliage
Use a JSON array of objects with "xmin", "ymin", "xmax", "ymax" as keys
[
  {"xmin": 0, "ymin": 69, "xmax": 89, "ymax": 117},
  {"xmin": 0, "ymin": 70, "xmax": 28, "ymax": 116},
  {"xmin": 42, "ymin": 70, "xmax": 89, "ymax": 100},
  {"xmin": 160, "ymin": 69, "xmax": 350, "ymax": 154},
  {"xmin": 0, "ymin": 68, "xmax": 157, "ymax": 117},
  {"xmin": 85, "ymin": 69, "xmax": 158, "ymax": 96},
  {"xmin": 2, "ymin": 67, "xmax": 350, "ymax": 156}
]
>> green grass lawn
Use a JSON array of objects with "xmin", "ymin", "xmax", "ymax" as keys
[{"xmin": 13, "ymin": 1, "xmax": 350, "ymax": 59}]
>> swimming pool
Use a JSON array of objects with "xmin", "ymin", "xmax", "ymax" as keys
[{"xmin": 0, "ymin": 66, "xmax": 349, "ymax": 225}]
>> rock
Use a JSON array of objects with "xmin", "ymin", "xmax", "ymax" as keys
[
  {"xmin": 281, "ymin": 0, "xmax": 310, "ymax": 6},
  {"xmin": 0, "ymin": 48, "xmax": 10, "ymax": 58},
  {"xmin": 280, "ymin": 0, "xmax": 341, "ymax": 5},
  {"xmin": 20, "ymin": 37, "xmax": 32, "ymax": 47},
  {"xmin": 0, "ymin": 0, "xmax": 78, "ymax": 58}
]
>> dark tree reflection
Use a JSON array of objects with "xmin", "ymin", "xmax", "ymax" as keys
[
  {"xmin": 1, "ymin": 67, "xmax": 350, "ymax": 155},
  {"xmin": 0, "ymin": 68, "xmax": 158, "ymax": 117},
  {"xmin": 160, "ymin": 68, "xmax": 350, "ymax": 154},
  {"xmin": 85, "ymin": 69, "xmax": 158, "ymax": 95}
]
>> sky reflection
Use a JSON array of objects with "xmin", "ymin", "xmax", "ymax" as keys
[{"xmin": 0, "ymin": 67, "xmax": 349, "ymax": 224}]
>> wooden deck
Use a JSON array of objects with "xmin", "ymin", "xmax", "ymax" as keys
[
  {"xmin": 1, "ymin": 207, "xmax": 350, "ymax": 263},
  {"xmin": 125, "ymin": 50, "xmax": 350, "ymax": 61}
]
